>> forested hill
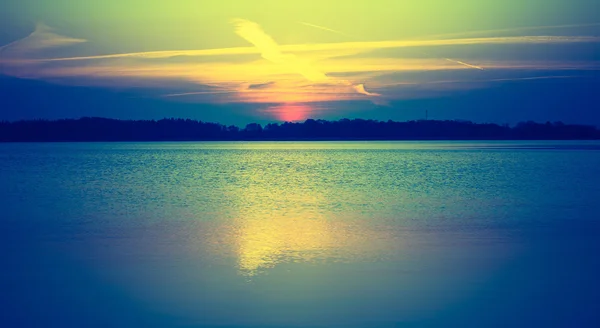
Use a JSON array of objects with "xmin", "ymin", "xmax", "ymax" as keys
[{"xmin": 1, "ymin": 118, "xmax": 599, "ymax": 142}]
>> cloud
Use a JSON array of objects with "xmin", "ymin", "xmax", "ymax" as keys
[
  {"xmin": 1, "ymin": 20, "xmax": 599, "ymax": 111},
  {"xmin": 231, "ymin": 18, "xmax": 380, "ymax": 102},
  {"xmin": 375, "ymin": 75, "xmax": 584, "ymax": 88},
  {"xmin": 299, "ymin": 22, "xmax": 351, "ymax": 37},
  {"xmin": 0, "ymin": 23, "xmax": 86, "ymax": 56},
  {"xmin": 0, "ymin": 23, "xmax": 87, "ymax": 77},
  {"xmin": 23, "ymin": 35, "xmax": 598, "ymax": 64},
  {"xmin": 353, "ymin": 84, "xmax": 381, "ymax": 96},
  {"xmin": 247, "ymin": 81, "xmax": 276, "ymax": 89},
  {"xmin": 442, "ymin": 58, "xmax": 485, "ymax": 71},
  {"xmin": 415, "ymin": 22, "xmax": 600, "ymax": 40},
  {"xmin": 162, "ymin": 90, "xmax": 238, "ymax": 98},
  {"xmin": 231, "ymin": 18, "xmax": 328, "ymax": 82}
]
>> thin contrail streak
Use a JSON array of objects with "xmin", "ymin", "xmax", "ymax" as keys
[
  {"xmin": 486, "ymin": 75, "xmax": 581, "ymax": 82},
  {"xmin": 163, "ymin": 91, "xmax": 237, "ymax": 97},
  {"xmin": 378, "ymin": 75, "xmax": 581, "ymax": 87},
  {"xmin": 443, "ymin": 58, "xmax": 485, "ymax": 70},
  {"xmin": 299, "ymin": 22, "xmax": 351, "ymax": 37},
  {"xmin": 422, "ymin": 51, "xmax": 484, "ymax": 71},
  {"xmin": 299, "ymin": 22, "xmax": 483, "ymax": 71},
  {"xmin": 418, "ymin": 22, "xmax": 600, "ymax": 40}
]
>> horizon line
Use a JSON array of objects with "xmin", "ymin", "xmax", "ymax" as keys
[{"xmin": 1, "ymin": 116, "xmax": 598, "ymax": 128}]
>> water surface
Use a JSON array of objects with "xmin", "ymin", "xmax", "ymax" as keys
[{"xmin": 1, "ymin": 141, "xmax": 599, "ymax": 327}]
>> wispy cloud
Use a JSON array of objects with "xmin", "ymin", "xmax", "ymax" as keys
[
  {"xmin": 415, "ymin": 22, "xmax": 600, "ymax": 40},
  {"xmin": 0, "ymin": 23, "xmax": 86, "ymax": 55},
  {"xmin": 375, "ymin": 75, "xmax": 583, "ymax": 87},
  {"xmin": 231, "ymin": 18, "xmax": 380, "ymax": 102},
  {"xmin": 300, "ymin": 22, "xmax": 351, "ymax": 37},
  {"xmin": 232, "ymin": 18, "xmax": 328, "ymax": 82},
  {"xmin": 20, "ymin": 35, "xmax": 598, "ymax": 63},
  {"xmin": 247, "ymin": 81, "xmax": 276, "ymax": 90},
  {"xmin": 163, "ymin": 90, "xmax": 238, "ymax": 98},
  {"xmin": 1, "ymin": 19, "xmax": 598, "ymax": 114},
  {"xmin": 353, "ymin": 84, "xmax": 381, "ymax": 97},
  {"xmin": 442, "ymin": 58, "xmax": 485, "ymax": 71}
]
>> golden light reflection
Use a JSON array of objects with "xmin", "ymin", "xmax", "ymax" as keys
[
  {"xmin": 199, "ymin": 152, "xmax": 397, "ymax": 277},
  {"xmin": 230, "ymin": 208, "xmax": 388, "ymax": 276},
  {"xmin": 235, "ymin": 214, "xmax": 333, "ymax": 274}
]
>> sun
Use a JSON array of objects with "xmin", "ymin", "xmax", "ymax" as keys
[{"xmin": 263, "ymin": 103, "xmax": 316, "ymax": 122}]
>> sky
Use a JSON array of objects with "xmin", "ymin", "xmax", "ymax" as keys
[{"xmin": 0, "ymin": 0, "xmax": 599, "ymax": 125}]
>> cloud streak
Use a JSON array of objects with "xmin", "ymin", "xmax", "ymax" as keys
[
  {"xmin": 232, "ymin": 18, "xmax": 328, "ymax": 82},
  {"xmin": 443, "ymin": 58, "xmax": 485, "ymax": 71},
  {"xmin": 416, "ymin": 22, "xmax": 600, "ymax": 40},
  {"xmin": 300, "ymin": 22, "xmax": 351, "ymax": 37},
  {"xmin": 15, "ymin": 35, "xmax": 597, "ymax": 63},
  {"xmin": 1, "ymin": 19, "xmax": 599, "ymax": 112},
  {"xmin": 231, "ymin": 18, "xmax": 380, "ymax": 102},
  {"xmin": 353, "ymin": 84, "xmax": 381, "ymax": 97},
  {"xmin": 0, "ymin": 23, "xmax": 86, "ymax": 61}
]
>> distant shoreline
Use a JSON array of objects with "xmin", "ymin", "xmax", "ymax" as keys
[
  {"xmin": 1, "ymin": 117, "xmax": 599, "ymax": 142},
  {"xmin": 3, "ymin": 139, "xmax": 600, "ymax": 143}
]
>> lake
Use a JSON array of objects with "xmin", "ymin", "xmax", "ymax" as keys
[{"xmin": 1, "ymin": 141, "xmax": 599, "ymax": 327}]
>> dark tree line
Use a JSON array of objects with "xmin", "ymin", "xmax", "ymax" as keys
[{"xmin": 0, "ymin": 117, "xmax": 598, "ymax": 142}]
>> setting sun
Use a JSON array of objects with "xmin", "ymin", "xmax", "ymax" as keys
[{"xmin": 262, "ymin": 104, "xmax": 316, "ymax": 122}]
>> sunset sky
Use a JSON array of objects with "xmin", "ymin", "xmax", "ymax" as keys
[{"xmin": 1, "ymin": 0, "xmax": 599, "ymax": 125}]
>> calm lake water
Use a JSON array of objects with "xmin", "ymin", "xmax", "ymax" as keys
[{"xmin": 1, "ymin": 141, "xmax": 600, "ymax": 327}]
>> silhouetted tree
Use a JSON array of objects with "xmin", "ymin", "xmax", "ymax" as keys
[{"xmin": 0, "ymin": 117, "xmax": 598, "ymax": 142}]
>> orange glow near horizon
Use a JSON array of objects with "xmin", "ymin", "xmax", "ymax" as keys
[{"xmin": 263, "ymin": 103, "xmax": 317, "ymax": 122}]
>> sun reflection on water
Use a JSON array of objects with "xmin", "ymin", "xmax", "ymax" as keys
[
  {"xmin": 215, "ymin": 157, "xmax": 395, "ymax": 276},
  {"xmin": 126, "ymin": 148, "xmax": 411, "ymax": 277},
  {"xmin": 231, "ymin": 212, "xmax": 390, "ymax": 276},
  {"xmin": 235, "ymin": 214, "xmax": 334, "ymax": 274}
]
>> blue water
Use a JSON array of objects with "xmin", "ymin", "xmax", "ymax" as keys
[{"xmin": 1, "ymin": 141, "xmax": 599, "ymax": 327}]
